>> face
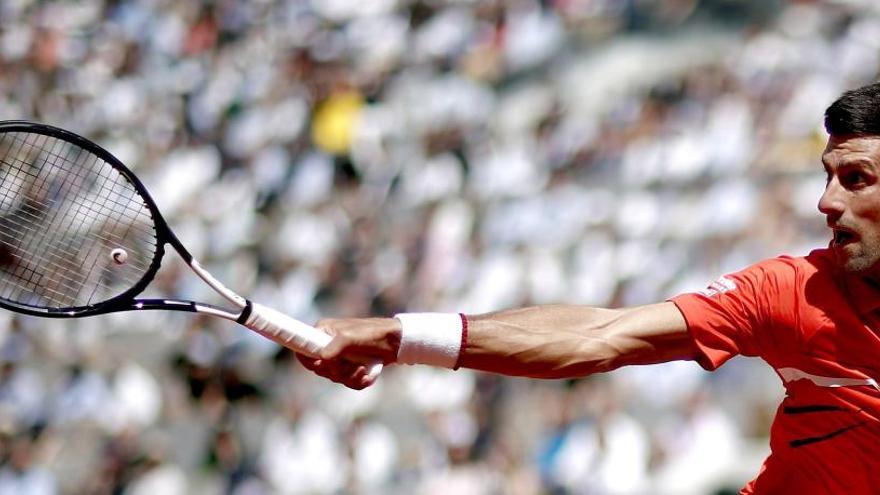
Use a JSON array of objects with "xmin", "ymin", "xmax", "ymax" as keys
[{"xmin": 819, "ymin": 134, "xmax": 880, "ymax": 275}]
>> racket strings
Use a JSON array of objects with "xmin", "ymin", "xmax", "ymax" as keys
[
  {"xmin": 0, "ymin": 133, "xmax": 154, "ymax": 306},
  {"xmin": 0, "ymin": 131, "xmax": 158, "ymax": 309},
  {"xmin": 0, "ymin": 136, "xmax": 156, "ymax": 237},
  {"xmin": 0, "ymin": 134, "xmax": 109, "ymax": 305}
]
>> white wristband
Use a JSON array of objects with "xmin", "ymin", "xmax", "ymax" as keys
[{"xmin": 394, "ymin": 312, "xmax": 463, "ymax": 368}]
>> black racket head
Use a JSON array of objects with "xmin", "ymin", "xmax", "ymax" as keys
[{"xmin": 0, "ymin": 121, "xmax": 168, "ymax": 317}]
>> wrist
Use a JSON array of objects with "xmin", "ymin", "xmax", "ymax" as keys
[
  {"xmin": 386, "ymin": 317, "xmax": 403, "ymax": 358},
  {"xmin": 393, "ymin": 312, "xmax": 468, "ymax": 369}
]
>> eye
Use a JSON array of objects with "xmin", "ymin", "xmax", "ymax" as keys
[{"xmin": 841, "ymin": 170, "xmax": 868, "ymax": 188}]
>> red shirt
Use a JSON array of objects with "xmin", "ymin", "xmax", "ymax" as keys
[{"xmin": 671, "ymin": 249, "xmax": 880, "ymax": 494}]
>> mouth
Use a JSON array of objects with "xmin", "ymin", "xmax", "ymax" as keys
[{"xmin": 832, "ymin": 227, "xmax": 859, "ymax": 246}]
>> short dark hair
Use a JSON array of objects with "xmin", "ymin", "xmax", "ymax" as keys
[{"xmin": 825, "ymin": 82, "xmax": 880, "ymax": 136}]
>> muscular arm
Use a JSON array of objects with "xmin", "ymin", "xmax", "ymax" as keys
[
  {"xmin": 460, "ymin": 302, "xmax": 696, "ymax": 378},
  {"xmin": 309, "ymin": 302, "xmax": 698, "ymax": 387}
]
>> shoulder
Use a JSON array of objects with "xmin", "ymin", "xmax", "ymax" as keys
[
  {"xmin": 733, "ymin": 250, "xmax": 839, "ymax": 320},
  {"xmin": 739, "ymin": 249, "xmax": 832, "ymax": 286},
  {"xmin": 753, "ymin": 249, "xmax": 825, "ymax": 271},
  {"xmin": 672, "ymin": 250, "xmax": 833, "ymax": 302}
]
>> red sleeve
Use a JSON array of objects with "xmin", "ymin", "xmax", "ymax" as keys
[{"xmin": 670, "ymin": 257, "xmax": 799, "ymax": 371}]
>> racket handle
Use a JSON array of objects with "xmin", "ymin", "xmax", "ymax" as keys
[{"xmin": 243, "ymin": 303, "xmax": 383, "ymax": 379}]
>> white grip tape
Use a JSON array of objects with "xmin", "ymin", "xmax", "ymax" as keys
[
  {"xmin": 394, "ymin": 312, "xmax": 462, "ymax": 368},
  {"xmin": 245, "ymin": 303, "xmax": 330, "ymax": 357},
  {"xmin": 244, "ymin": 303, "xmax": 383, "ymax": 379}
]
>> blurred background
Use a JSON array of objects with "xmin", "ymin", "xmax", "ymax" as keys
[{"xmin": 0, "ymin": 0, "xmax": 875, "ymax": 493}]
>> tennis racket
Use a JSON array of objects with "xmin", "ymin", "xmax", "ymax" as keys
[{"xmin": 0, "ymin": 120, "xmax": 381, "ymax": 378}]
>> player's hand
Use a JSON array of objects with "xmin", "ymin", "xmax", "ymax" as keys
[{"xmin": 297, "ymin": 317, "xmax": 402, "ymax": 389}]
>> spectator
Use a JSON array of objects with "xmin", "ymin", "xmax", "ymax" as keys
[{"xmin": 0, "ymin": 0, "xmax": 873, "ymax": 492}]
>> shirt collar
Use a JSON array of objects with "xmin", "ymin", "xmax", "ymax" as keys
[
  {"xmin": 814, "ymin": 246, "xmax": 880, "ymax": 315},
  {"xmin": 842, "ymin": 271, "xmax": 880, "ymax": 315}
]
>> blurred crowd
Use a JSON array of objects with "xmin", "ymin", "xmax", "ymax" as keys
[{"xmin": 1, "ymin": 0, "xmax": 879, "ymax": 493}]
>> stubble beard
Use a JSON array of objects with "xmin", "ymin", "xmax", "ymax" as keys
[{"xmin": 836, "ymin": 237, "xmax": 880, "ymax": 276}]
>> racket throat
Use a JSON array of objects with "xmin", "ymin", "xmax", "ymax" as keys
[
  {"xmin": 187, "ymin": 258, "xmax": 248, "ymax": 309},
  {"xmin": 128, "ymin": 299, "xmax": 240, "ymax": 320}
]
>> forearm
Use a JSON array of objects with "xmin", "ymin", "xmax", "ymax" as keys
[
  {"xmin": 457, "ymin": 303, "xmax": 696, "ymax": 379},
  {"xmin": 312, "ymin": 302, "xmax": 696, "ymax": 388}
]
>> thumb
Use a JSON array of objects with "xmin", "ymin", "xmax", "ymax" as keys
[{"xmin": 320, "ymin": 334, "xmax": 347, "ymax": 360}]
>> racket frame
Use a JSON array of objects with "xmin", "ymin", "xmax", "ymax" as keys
[
  {"xmin": 0, "ymin": 120, "xmax": 251, "ymax": 323},
  {"xmin": 0, "ymin": 120, "xmax": 384, "ymax": 375}
]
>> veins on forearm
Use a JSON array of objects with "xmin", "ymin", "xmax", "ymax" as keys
[{"xmin": 462, "ymin": 314, "xmax": 625, "ymax": 379}]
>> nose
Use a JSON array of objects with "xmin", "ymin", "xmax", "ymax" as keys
[{"xmin": 817, "ymin": 179, "xmax": 844, "ymax": 220}]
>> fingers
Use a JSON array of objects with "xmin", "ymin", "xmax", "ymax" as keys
[
  {"xmin": 298, "ymin": 317, "xmax": 400, "ymax": 389},
  {"xmin": 297, "ymin": 354, "xmax": 373, "ymax": 390},
  {"xmin": 295, "ymin": 353, "xmax": 320, "ymax": 372}
]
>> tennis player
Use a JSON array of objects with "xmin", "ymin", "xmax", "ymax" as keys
[{"xmin": 301, "ymin": 81, "xmax": 880, "ymax": 493}]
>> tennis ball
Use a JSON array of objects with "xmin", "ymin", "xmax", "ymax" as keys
[{"xmin": 111, "ymin": 248, "xmax": 128, "ymax": 264}]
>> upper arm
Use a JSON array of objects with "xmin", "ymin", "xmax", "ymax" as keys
[
  {"xmin": 666, "ymin": 257, "xmax": 799, "ymax": 370},
  {"xmin": 606, "ymin": 302, "xmax": 698, "ymax": 368}
]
